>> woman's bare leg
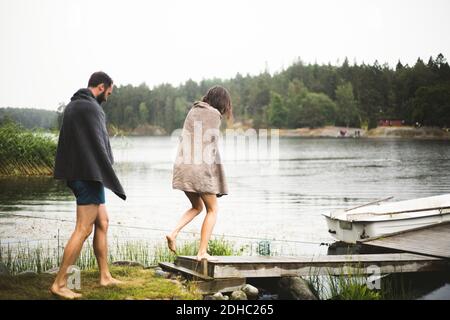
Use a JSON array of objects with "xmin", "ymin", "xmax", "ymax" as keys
[
  {"xmin": 196, "ymin": 193, "xmax": 218, "ymax": 261},
  {"xmin": 166, "ymin": 191, "xmax": 204, "ymax": 253}
]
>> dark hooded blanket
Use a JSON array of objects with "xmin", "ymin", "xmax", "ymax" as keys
[{"xmin": 53, "ymin": 88, "xmax": 126, "ymax": 200}]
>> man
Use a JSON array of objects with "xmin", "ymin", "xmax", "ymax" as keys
[{"xmin": 51, "ymin": 71, "xmax": 126, "ymax": 299}]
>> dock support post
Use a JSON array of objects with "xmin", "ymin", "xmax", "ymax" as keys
[{"xmin": 201, "ymin": 259, "xmax": 208, "ymax": 276}]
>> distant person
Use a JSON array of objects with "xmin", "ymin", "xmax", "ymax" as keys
[
  {"xmin": 167, "ymin": 86, "xmax": 232, "ymax": 261},
  {"xmin": 51, "ymin": 71, "xmax": 126, "ymax": 299}
]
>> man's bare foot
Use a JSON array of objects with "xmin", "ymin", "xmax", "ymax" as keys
[
  {"xmin": 100, "ymin": 276, "xmax": 124, "ymax": 287},
  {"xmin": 196, "ymin": 253, "xmax": 219, "ymax": 262},
  {"xmin": 166, "ymin": 235, "xmax": 177, "ymax": 254},
  {"xmin": 50, "ymin": 284, "xmax": 82, "ymax": 299}
]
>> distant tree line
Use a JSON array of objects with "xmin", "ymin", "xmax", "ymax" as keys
[
  {"xmin": 2, "ymin": 54, "xmax": 449, "ymax": 132},
  {"xmin": 0, "ymin": 108, "xmax": 58, "ymax": 130},
  {"xmin": 104, "ymin": 53, "xmax": 450, "ymax": 131}
]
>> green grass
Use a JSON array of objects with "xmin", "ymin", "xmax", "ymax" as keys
[
  {"xmin": 0, "ymin": 241, "xmax": 59, "ymax": 274},
  {"xmin": 0, "ymin": 237, "xmax": 242, "ymax": 275},
  {"xmin": 328, "ymin": 277, "xmax": 381, "ymax": 300},
  {"xmin": 306, "ymin": 272, "xmax": 381, "ymax": 300},
  {"xmin": 0, "ymin": 121, "xmax": 56, "ymax": 176},
  {"xmin": 154, "ymin": 237, "xmax": 245, "ymax": 264},
  {"xmin": 0, "ymin": 266, "xmax": 201, "ymax": 300},
  {"xmin": 305, "ymin": 263, "xmax": 416, "ymax": 300},
  {"xmin": 0, "ymin": 237, "xmax": 241, "ymax": 300}
]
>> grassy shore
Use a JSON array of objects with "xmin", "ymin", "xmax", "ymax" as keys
[
  {"xmin": 367, "ymin": 126, "xmax": 450, "ymax": 139},
  {"xmin": 0, "ymin": 265, "xmax": 201, "ymax": 300},
  {"xmin": 0, "ymin": 237, "xmax": 243, "ymax": 275},
  {"xmin": 0, "ymin": 238, "xmax": 238, "ymax": 300}
]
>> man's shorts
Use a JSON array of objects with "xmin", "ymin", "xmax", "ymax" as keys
[{"xmin": 66, "ymin": 180, "xmax": 105, "ymax": 205}]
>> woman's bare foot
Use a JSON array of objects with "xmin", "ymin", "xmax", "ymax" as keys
[
  {"xmin": 100, "ymin": 276, "xmax": 124, "ymax": 287},
  {"xmin": 166, "ymin": 234, "xmax": 177, "ymax": 254},
  {"xmin": 50, "ymin": 284, "xmax": 82, "ymax": 299},
  {"xmin": 196, "ymin": 253, "xmax": 219, "ymax": 262}
]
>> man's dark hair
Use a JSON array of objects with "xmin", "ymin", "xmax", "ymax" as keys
[{"xmin": 88, "ymin": 71, "xmax": 113, "ymax": 88}]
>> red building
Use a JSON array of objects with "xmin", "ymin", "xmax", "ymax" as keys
[{"xmin": 378, "ymin": 119, "xmax": 404, "ymax": 127}]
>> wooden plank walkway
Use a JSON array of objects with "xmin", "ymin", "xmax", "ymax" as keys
[
  {"xmin": 160, "ymin": 253, "xmax": 447, "ymax": 280},
  {"xmin": 159, "ymin": 223, "xmax": 450, "ymax": 293},
  {"xmin": 359, "ymin": 222, "xmax": 450, "ymax": 259}
]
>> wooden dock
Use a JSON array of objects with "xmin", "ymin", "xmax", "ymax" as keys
[
  {"xmin": 159, "ymin": 253, "xmax": 448, "ymax": 294},
  {"xmin": 359, "ymin": 222, "xmax": 450, "ymax": 259},
  {"xmin": 159, "ymin": 223, "xmax": 450, "ymax": 294}
]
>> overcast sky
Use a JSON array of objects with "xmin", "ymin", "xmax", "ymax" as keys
[{"xmin": 1, "ymin": 0, "xmax": 449, "ymax": 110}]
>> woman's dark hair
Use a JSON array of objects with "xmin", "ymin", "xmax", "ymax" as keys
[
  {"xmin": 202, "ymin": 86, "xmax": 233, "ymax": 120},
  {"xmin": 88, "ymin": 71, "xmax": 113, "ymax": 89}
]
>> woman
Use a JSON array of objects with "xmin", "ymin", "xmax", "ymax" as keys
[{"xmin": 167, "ymin": 86, "xmax": 232, "ymax": 261}]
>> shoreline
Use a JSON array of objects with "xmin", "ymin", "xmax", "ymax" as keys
[
  {"xmin": 111, "ymin": 125, "xmax": 450, "ymax": 140},
  {"xmin": 278, "ymin": 126, "xmax": 450, "ymax": 140}
]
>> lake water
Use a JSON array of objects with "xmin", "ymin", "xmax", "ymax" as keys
[{"xmin": 1, "ymin": 136, "xmax": 450, "ymax": 298}]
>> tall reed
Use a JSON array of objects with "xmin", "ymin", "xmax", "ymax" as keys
[
  {"xmin": 0, "ymin": 122, "xmax": 56, "ymax": 176},
  {"xmin": 0, "ymin": 237, "xmax": 241, "ymax": 274}
]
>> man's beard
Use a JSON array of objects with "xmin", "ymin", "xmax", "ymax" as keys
[{"xmin": 96, "ymin": 91, "xmax": 106, "ymax": 104}]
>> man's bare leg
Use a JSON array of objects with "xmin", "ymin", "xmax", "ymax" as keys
[
  {"xmin": 50, "ymin": 204, "xmax": 98, "ymax": 299},
  {"xmin": 93, "ymin": 204, "xmax": 122, "ymax": 286},
  {"xmin": 166, "ymin": 191, "xmax": 204, "ymax": 253}
]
